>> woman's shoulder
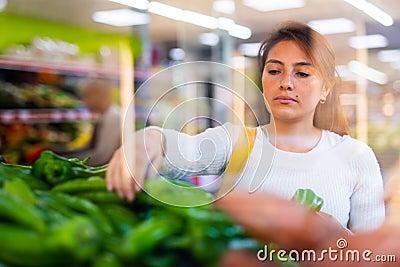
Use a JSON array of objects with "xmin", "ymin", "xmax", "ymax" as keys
[{"xmin": 328, "ymin": 131, "xmax": 377, "ymax": 160}]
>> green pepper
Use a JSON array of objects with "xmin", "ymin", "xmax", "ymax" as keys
[
  {"xmin": 108, "ymin": 215, "xmax": 181, "ymax": 262},
  {"xmin": 0, "ymin": 215, "xmax": 99, "ymax": 266},
  {"xmin": 101, "ymin": 204, "xmax": 138, "ymax": 235},
  {"xmin": 77, "ymin": 191, "xmax": 126, "ymax": 204},
  {"xmin": 292, "ymin": 188, "xmax": 324, "ymax": 212},
  {"xmin": 3, "ymin": 178, "xmax": 37, "ymax": 205},
  {"xmin": 31, "ymin": 150, "xmax": 107, "ymax": 185},
  {"xmin": 0, "ymin": 190, "xmax": 46, "ymax": 232},
  {"xmin": 51, "ymin": 176, "xmax": 106, "ymax": 193},
  {"xmin": 35, "ymin": 190, "xmax": 76, "ymax": 223},
  {"xmin": 91, "ymin": 253, "xmax": 124, "ymax": 267},
  {"xmin": 0, "ymin": 162, "xmax": 49, "ymax": 190},
  {"xmin": 142, "ymin": 178, "xmax": 215, "ymax": 207},
  {"xmin": 50, "ymin": 192, "xmax": 114, "ymax": 236}
]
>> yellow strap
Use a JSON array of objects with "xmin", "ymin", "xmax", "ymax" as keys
[{"xmin": 216, "ymin": 127, "xmax": 257, "ymax": 197}]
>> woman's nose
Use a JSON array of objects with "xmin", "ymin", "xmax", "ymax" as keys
[{"xmin": 279, "ymin": 74, "xmax": 294, "ymax": 91}]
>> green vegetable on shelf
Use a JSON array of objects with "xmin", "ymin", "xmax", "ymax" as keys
[
  {"xmin": 0, "ymin": 190, "xmax": 46, "ymax": 232},
  {"xmin": 107, "ymin": 215, "xmax": 181, "ymax": 262},
  {"xmin": 31, "ymin": 150, "xmax": 108, "ymax": 185},
  {"xmin": 0, "ymin": 216, "xmax": 99, "ymax": 267},
  {"xmin": 49, "ymin": 191, "xmax": 115, "ymax": 236},
  {"xmin": 51, "ymin": 176, "xmax": 106, "ymax": 193},
  {"xmin": 3, "ymin": 178, "xmax": 37, "ymax": 205},
  {"xmin": 0, "ymin": 162, "xmax": 49, "ymax": 190}
]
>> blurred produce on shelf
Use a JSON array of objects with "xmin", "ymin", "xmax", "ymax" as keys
[
  {"xmin": 0, "ymin": 82, "xmax": 81, "ymax": 109},
  {"xmin": 0, "ymin": 121, "xmax": 91, "ymax": 164}
]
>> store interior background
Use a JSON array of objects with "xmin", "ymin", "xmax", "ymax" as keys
[{"xmin": 1, "ymin": 0, "xmax": 400, "ymax": 185}]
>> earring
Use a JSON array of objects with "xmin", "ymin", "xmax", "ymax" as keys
[{"xmin": 320, "ymin": 98, "xmax": 326, "ymax": 104}]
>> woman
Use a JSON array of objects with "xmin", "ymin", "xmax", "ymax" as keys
[{"xmin": 106, "ymin": 21, "xmax": 385, "ymax": 233}]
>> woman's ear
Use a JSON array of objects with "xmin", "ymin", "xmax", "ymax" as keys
[{"xmin": 321, "ymin": 84, "xmax": 331, "ymax": 99}]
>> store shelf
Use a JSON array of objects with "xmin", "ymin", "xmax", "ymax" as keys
[
  {"xmin": 0, "ymin": 57, "xmax": 150, "ymax": 81},
  {"xmin": 0, "ymin": 108, "xmax": 100, "ymax": 124},
  {"xmin": 0, "ymin": 56, "xmax": 119, "ymax": 77}
]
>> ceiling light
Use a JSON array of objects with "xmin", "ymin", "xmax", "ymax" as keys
[
  {"xmin": 218, "ymin": 17, "xmax": 235, "ymax": 31},
  {"xmin": 107, "ymin": 0, "xmax": 149, "ymax": 10},
  {"xmin": 182, "ymin": 10, "xmax": 218, "ymax": 29},
  {"xmin": 307, "ymin": 18, "xmax": 355, "ymax": 35},
  {"xmin": 198, "ymin": 33, "xmax": 220, "ymax": 46},
  {"xmin": 377, "ymin": 50, "xmax": 400, "ymax": 62},
  {"xmin": 336, "ymin": 65, "xmax": 358, "ymax": 81},
  {"xmin": 348, "ymin": 34, "xmax": 388, "ymax": 49},
  {"xmin": 229, "ymin": 24, "xmax": 252, "ymax": 39},
  {"xmin": 213, "ymin": 0, "xmax": 235, "ymax": 14},
  {"xmin": 243, "ymin": 0, "xmax": 305, "ymax": 12},
  {"xmin": 148, "ymin": 1, "xmax": 183, "ymax": 20},
  {"xmin": 348, "ymin": 60, "xmax": 388, "ymax": 84},
  {"xmin": 390, "ymin": 61, "xmax": 400, "ymax": 70},
  {"xmin": 92, "ymin": 9, "xmax": 149, "ymax": 27},
  {"xmin": 110, "ymin": 0, "xmax": 251, "ymax": 39},
  {"xmin": 343, "ymin": 0, "xmax": 393, "ymax": 26},
  {"xmin": 238, "ymin": 42, "xmax": 261, "ymax": 57}
]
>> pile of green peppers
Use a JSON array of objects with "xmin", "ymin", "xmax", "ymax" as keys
[{"xmin": 0, "ymin": 150, "xmax": 324, "ymax": 267}]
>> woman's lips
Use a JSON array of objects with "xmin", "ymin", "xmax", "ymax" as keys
[{"xmin": 274, "ymin": 95, "xmax": 297, "ymax": 104}]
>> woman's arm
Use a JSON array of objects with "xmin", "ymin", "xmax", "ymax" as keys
[
  {"xmin": 159, "ymin": 124, "xmax": 237, "ymax": 179},
  {"xmin": 106, "ymin": 123, "xmax": 238, "ymax": 201}
]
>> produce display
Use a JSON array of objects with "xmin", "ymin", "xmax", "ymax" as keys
[
  {"xmin": 0, "ymin": 150, "xmax": 323, "ymax": 267},
  {"xmin": 0, "ymin": 82, "xmax": 81, "ymax": 109}
]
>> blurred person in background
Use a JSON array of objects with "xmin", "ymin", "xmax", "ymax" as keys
[
  {"xmin": 106, "ymin": 21, "xmax": 385, "ymax": 234},
  {"xmin": 61, "ymin": 79, "xmax": 121, "ymax": 166}
]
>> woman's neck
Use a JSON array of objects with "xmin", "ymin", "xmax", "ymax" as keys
[{"xmin": 263, "ymin": 120, "xmax": 322, "ymax": 153}]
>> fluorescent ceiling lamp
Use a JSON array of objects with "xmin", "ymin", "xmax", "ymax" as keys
[
  {"xmin": 390, "ymin": 61, "xmax": 400, "ymax": 70},
  {"xmin": 348, "ymin": 60, "xmax": 388, "ymax": 84},
  {"xmin": 213, "ymin": 0, "xmax": 235, "ymax": 14},
  {"xmin": 107, "ymin": 0, "xmax": 251, "ymax": 39},
  {"xmin": 92, "ymin": 9, "xmax": 149, "ymax": 26},
  {"xmin": 307, "ymin": 18, "xmax": 355, "ymax": 35},
  {"xmin": 229, "ymin": 24, "xmax": 252, "ymax": 39},
  {"xmin": 198, "ymin": 33, "xmax": 220, "ymax": 46},
  {"xmin": 0, "ymin": 0, "xmax": 7, "ymax": 12},
  {"xmin": 182, "ymin": 10, "xmax": 218, "ymax": 29},
  {"xmin": 218, "ymin": 17, "xmax": 235, "ymax": 30},
  {"xmin": 238, "ymin": 42, "xmax": 261, "ymax": 57},
  {"xmin": 348, "ymin": 34, "xmax": 388, "ymax": 49},
  {"xmin": 107, "ymin": 0, "xmax": 149, "ymax": 10},
  {"xmin": 243, "ymin": 0, "xmax": 305, "ymax": 12},
  {"xmin": 343, "ymin": 0, "xmax": 393, "ymax": 26},
  {"xmin": 148, "ymin": 1, "xmax": 183, "ymax": 20},
  {"xmin": 377, "ymin": 49, "xmax": 400, "ymax": 62},
  {"xmin": 335, "ymin": 65, "xmax": 358, "ymax": 81}
]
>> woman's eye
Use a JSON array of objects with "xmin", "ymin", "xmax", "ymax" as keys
[
  {"xmin": 267, "ymin": 69, "xmax": 280, "ymax": 75},
  {"xmin": 297, "ymin": 72, "xmax": 309, "ymax": 77}
]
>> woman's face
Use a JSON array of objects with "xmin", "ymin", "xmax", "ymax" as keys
[{"xmin": 262, "ymin": 40, "xmax": 328, "ymax": 124}]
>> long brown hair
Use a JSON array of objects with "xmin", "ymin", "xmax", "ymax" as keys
[{"xmin": 258, "ymin": 21, "xmax": 350, "ymax": 136}]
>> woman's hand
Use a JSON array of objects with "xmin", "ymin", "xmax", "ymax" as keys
[
  {"xmin": 216, "ymin": 191, "xmax": 347, "ymax": 251},
  {"xmin": 105, "ymin": 127, "xmax": 165, "ymax": 201}
]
